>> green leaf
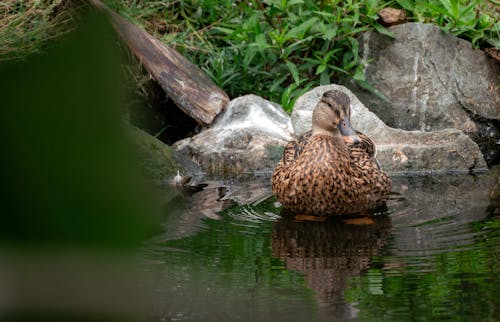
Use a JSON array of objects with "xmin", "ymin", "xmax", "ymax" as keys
[
  {"xmin": 373, "ymin": 22, "xmax": 396, "ymax": 39},
  {"xmin": 316, "ymin": 64, "xmax": 326, "ymax": 75},
  {"xmin": 477, "ymin": 14, "xmax": 493, "ymax": 30},
  {"xmin": 492, "ymin": 21, "xmax": 500, "ymax": 32},
  {"xmin": 458, "ymin": 0, "xmax": 478, "ymax": 20},
  {"xmin": 282, "ymin": 36, "xmax": 314, "ymax": 57},
  {"xmin": 288, "ymin": 0, "xmax": 305, "ymax": 6},
  {"xmin": 243, "ymin": 47, "xmax": 257, "ymax": 67},
  {"xmin": 342, "ymin": 51, "xmax": 357, "ymax": 71},
  {"xmin": 471, "ymin": 31, "xmax": 484, "ymax": 48},
  {"xmin": 281, "ymin": 83, "xmax": 298, "ymax": 112},
  {"xmin": 437, "ymin": 0, "xmax": 454, "ymax": 17},
  {"xmin": 348, "ymin": 37, "xmax": 359, "ymax": 60},
  {"xmin": 319, "ymin": 71, "xmax": 330, "ymax": 85},
  {"xmin": 285, "ymin": 60, "xmax": 301, "ymax": 85},
  {"xmin": 486, "ymin": 37, "xmax": 500, "ymax": 48},
  {"xmin": 286, "ymin": 17, "xmax": 319, "ymax": 39},
  {"xmin": 212, "ymin": 27, "xmax": 235, "ymax": 35},
  {"xmin": 356, "ymin": 79, "xmax": 390, "ymax": 103},
  {"xmin": 353, "ymin": 66, "xmax": 366, "ymax": 82},
  {"xmin": 327, "ymin": 64, "xmax": 350, "ymax": 75},
  {"xmin": 270, "ymin": 75, "xmax": 288, "ymax": 93},
  {"xmin": 323, "ymin": 24, "xmax": 338, "ymax": 40},
  {"xmin": 255, "ymin": 33, "xmax": 268, "ymax": 47}
]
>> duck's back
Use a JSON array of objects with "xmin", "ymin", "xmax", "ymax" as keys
[{"xmin": 272, "ymin": 134, "xmax": 391, "ymax": 216}]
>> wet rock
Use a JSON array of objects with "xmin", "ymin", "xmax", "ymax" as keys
[
  {"xmin": 292, "ymin": 85, "xmax": 488, "ymax": 173},
  {"xmin": 342, "ymin": 23, "xmax": 500, "ymax": 164},
  {"xmin": 174, "ymin": 95, "xmax": 294, "ymax": 176},
  {"xmin": 129, "ymin": 126, "xmax": 202, "ymax": 182}
]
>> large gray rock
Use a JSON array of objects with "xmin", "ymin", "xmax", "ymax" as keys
[
  {"xmin": 292, "ymin": 85, "xmax": 487, "ymax": 173},
  {"xmin": 342, "ymin": 23, "xmax": 500, "ymax": 164},
  {"xmin": 174, "ymin": 95, "xmax": 294, "ymax": 176}
]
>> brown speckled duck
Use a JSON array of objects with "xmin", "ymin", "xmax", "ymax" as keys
[{"xmin": 271, "ymin": 90, "xmax": 391, "ymax": 218}]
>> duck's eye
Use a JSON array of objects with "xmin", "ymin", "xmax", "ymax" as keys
[{"xmin": 341, "ymin": 121, "xmax": 347, "ymax": 127}]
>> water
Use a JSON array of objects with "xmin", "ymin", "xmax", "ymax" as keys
[{"xmin": 145, "ymin": 168, "xmax": 500, "ymax": 322}]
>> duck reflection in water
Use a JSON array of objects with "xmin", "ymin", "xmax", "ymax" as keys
[{"xmin": 272, "ymin": 212, "xmax": 392, "ymax": 319}]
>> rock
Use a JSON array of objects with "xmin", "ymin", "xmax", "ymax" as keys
[
  {"xmin": 129, "ymin": 126, "xmax": 202, "ymax": 182},
  {"xmin": 291, "ymin": 85, "xmax": 488, "ymax": 173},
  {"xmin": 378, "ymin": 7, "xmax": 406, "ymax": 26},
  {"xmin": 342, "ymin": 23, "xmax": 500, "ymax": 164},
  {"xmin": 174, "ymin": 95, "xmax": 294, "ymax": 176}
]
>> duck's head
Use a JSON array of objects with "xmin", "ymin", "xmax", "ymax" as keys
[{"xmin": 311, "ymin": 90, "xmax": 360, "ymax": 144}]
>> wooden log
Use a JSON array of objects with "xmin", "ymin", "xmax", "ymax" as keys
[{"xmin": 88, "ymin": 0, "xmax": 229, "ymax": 126}]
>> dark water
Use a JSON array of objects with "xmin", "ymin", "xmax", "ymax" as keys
[{"xmin": 145, "ymin": 168, "xmax": 500, "ymax": 322}]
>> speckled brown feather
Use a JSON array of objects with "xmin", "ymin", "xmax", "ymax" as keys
[{"xmin": 272, "ymin": 132, "xmax": 391, "ymax": 216}]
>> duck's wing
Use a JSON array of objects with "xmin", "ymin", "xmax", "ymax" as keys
[
  {"xmin": 272, "ymin": 130, "xmax": 313, "ymax": 196},
  {"xmin": 345, "ymin": 130, "xmax": 384, "ymax": 169},
  {"xmin": 355, "ymin": 131, "xmax": 376, "ymax": 158},
  {"xmin": 293, "ymin": 130, "xmax": 313, "ymax": 159},
  {"xmin": 277, "ymin": 130, "xmax": 313, "ymax": 166}
]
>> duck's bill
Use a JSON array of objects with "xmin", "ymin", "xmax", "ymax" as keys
[{"xmin": 338, "ymin": 117, "xmax": 360, "ymax": 144}]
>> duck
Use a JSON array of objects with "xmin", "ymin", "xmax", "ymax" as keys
[{"xmin": 271, "ymin": 90, "xmax": 392, "ymax": 219}]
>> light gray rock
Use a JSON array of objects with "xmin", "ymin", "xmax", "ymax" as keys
[
  {"xmin": 292, "ymin": 85, "xmax": 487, "ymax": 173},
  {"xmin": 174, "ymin": 95, "xmax": 294, "ymax": 176},
  {"xmin": 341, "ymin": 23, "xmax": 500, "ymax": 164}
]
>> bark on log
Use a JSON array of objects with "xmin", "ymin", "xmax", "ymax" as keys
[{"xmin": 88, "ymin": 0, "xmax": 229, "ymax": 126}]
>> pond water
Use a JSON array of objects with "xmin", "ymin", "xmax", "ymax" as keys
[{"xmin": 145, "ymin": 168, "xmax": 500, "ymax": 322}]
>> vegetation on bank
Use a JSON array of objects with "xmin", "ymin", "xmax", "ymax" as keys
[
  {"xmin": 0, "ymin": 0, "xmax": 83, "ymax": 61},
  {"xmin": 1, "ymin": 0, "xmax": 499, "ymax": 111},
  {"xmin": 108, "ymin": 0, "xmax": 500, "ymax": 111}
]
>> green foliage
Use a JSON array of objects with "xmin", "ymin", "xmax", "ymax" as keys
[
  {"xmin": 108, "ymin": 0, "xmax": 393, "ymax": 111},
  {"xmin": 395, "ymin": 0, "xmax": 500, "ymax": 48},
  {"xmin": 3, "ymin": 1, "xmax": 498, "ymax": 111},
  {"xmin": 108, "ymin": 0, "xmax": 499, "ymax": 112}
]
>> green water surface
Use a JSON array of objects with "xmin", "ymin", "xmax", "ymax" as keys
[{"xmin": 145, "ymin": 170, "xmax": 500, "ymax": 322}]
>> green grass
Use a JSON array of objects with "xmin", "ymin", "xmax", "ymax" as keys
[
  {"xmin": 108, "ymin": 0, "xmax": 396, "ymax": 111},
  {"xmin": 0, "ymin": 0, "xmax": 82, "ymax": 61}
]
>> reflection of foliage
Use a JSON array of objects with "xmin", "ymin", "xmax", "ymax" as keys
[{"xmin": 345, "ymin": 217, "xmax": 500, "ymax": 321}]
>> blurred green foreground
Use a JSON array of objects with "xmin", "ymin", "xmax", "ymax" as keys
[{"xmin": 0, "ymin": 10, "xmax": 161, "ymax": 321}]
